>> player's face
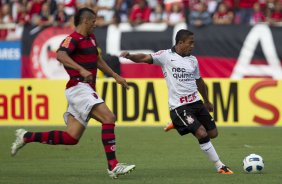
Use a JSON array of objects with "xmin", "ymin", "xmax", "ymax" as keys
[
  {"xmin": 85, "ymin": 14, "xmax": 96, "ymax": 35},
  {"xmin": 181, "ymin": 36, "xmax": 194, "ymax": 55}
]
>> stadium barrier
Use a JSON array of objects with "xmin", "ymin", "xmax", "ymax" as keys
[
  {"xmin": 0, "ymin": 78, "xmax": 281, "ymax": 126},
  {"xmin": 21, "ymin": 23, "xmax": 282, "ymax": 79}
]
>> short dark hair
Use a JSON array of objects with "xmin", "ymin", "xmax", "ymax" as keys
[
  {"xmin": 74, "ymin": 8, "xmax": 96, "ymax": 26},
  {"xmin": 175, "ymin": 29, "xmax": 194, "ymax": 44}
]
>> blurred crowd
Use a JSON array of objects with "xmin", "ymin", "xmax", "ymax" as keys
[{"xmin": 0, "ymin": 0, "xmax": 282, "ymax": 40}]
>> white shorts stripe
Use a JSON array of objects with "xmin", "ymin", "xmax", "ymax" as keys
[{"xmin": 174, "ymin": 109, "xmax": 188, "ymax": 127}]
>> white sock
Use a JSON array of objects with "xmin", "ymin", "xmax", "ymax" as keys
[{"xmin": 200, "ymin": 141, "xmax": 224, "ymax": 170}]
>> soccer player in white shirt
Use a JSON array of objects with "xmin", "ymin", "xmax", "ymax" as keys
[{"xmin": 120, "ymin": 29, "xmax": 233, "ymax": 174}]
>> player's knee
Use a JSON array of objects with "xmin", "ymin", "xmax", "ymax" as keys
[
  {"xmin": 194, "ymin": 126, "xmax": 208, "ymax": 139},
  {"xmin": 102, "ymin": 113, "xmax": 116, "ymax": 123}
]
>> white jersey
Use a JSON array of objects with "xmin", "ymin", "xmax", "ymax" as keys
[{"xmin": 151, "ymin": 48, "xmax": 201, "ymax": 110}]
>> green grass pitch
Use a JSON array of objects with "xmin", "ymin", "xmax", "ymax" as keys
[{"xmin": 0, "ymin": 127, "xmax": 282, "ymax": 184}]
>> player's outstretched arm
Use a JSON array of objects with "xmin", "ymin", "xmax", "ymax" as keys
[{"xmin": 120, "ymin": 51, "xmax": 153, "ymax": 64}]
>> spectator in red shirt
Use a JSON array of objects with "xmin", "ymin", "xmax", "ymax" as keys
[
  {"xmin": 129, "ymin": 0, "xmax": 151, "ymax": 26},
  {"xmin": 27, "ymin": 0, "xmax": 44, "ymax": 17},
  {"xmin": 0, "ymin": 4, "xmax": 13, "ymax": 40},
  {"xmin": 250, "ymin": 2, "xmax": 266, "ymax": 25},
  {"xmin": 1, "ymin": 4, "xmax": 13, "ymax": 23},
  {"xmin": 16, "ymin": 6, "xmax": 31, "ymax": 25},
  {"xmin": 213, "ymin": 2, "xmax": 234, "ymax": 24},
  {"xmin": 268, "ymin": 1, "xmax": 282, "ymax": 25}
]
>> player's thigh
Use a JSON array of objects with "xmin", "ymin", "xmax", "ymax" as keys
[
  {"xmin": 90, "ymin": 103, "xmax": 116, "ymax": 123},
  {"xmin": 170, "ymin": 109, "xmax": 201, "ymax": 136},
  {"xmin": 197, "ymin": 106, "xmax": 217, "ymax": 135},
  {"xmin": 66, "ymin": 114, "xmax": 86, "ymax": 140}
]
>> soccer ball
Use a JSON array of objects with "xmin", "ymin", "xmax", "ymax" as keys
[{"xmin": 243, "ymin": 154, "xmax": 264, "ymax": 173}]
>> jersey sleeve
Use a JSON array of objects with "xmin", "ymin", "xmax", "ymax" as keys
[
  {"xmin": 150, "ymin": 50, "xmax": 166, "ymax": 66},
  {"xmin": 57, "ymin": 36, "xmax": 77, "ymax": 55},
  {"xmin": 193, "ymin": 57, "xmax": 201, "ymax": 79}
]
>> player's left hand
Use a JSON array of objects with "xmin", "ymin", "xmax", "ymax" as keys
[
  {"xmin": 204, "ymin": 101, "xmax": 214, "ymax": 112},
  {"xmin": 113, "ymin": 73, "xmax": 129, "ymax": 89}
]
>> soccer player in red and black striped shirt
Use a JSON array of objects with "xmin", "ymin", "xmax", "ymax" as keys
[{"xmin": 11, "ymin": 8, "xmax": 135, "ymax": 179}]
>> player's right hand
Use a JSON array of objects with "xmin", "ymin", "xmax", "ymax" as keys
[
  {"xmin": 113, "ymin": 73, "xmax": 129, "ymax": 90},
  {"xmin": 204, "ymin": 101, "xmax": 214, "ymax": 112},
  {"xmin": 80, "ymin": 69, "xmax": 93, "ymax": 83}
]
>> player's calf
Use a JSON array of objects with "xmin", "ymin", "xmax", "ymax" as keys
[
  {"xmin": 24, "ymin": 130, "xmax": 78, "ymax": 145},
  {"xmin": 11, "ymin": 129, "xmax": 79, "ymax": 156}
]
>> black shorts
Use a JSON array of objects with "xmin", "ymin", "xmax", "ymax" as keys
[{"xmin": 170, "ymin": 101, "xmax": 216, "ymax": 136}]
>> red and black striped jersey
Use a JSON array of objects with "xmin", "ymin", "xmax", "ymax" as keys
[{"xmin": 58, "ymin": 31, "xmax": 98, "ymax": 89}]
